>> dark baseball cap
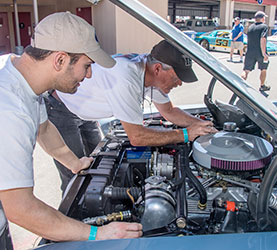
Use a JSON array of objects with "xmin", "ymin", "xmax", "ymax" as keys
[
  {"xmin": 150, "ymin": 40, "xmax": 198, "ymax": 83},
  {"xmin": 234, "ymin": 17, "xmax": 240, "ymax": 21},
  {"xmin": 254, "ymin": 11, "xmax": 268, "ymax": 19}
]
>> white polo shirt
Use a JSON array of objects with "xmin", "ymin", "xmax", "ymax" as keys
[
  {"xmin": 0, "ymin": 54, "xmax": 48, "ymax": 190},
  {"xmin": 57, "ymin": 54, "xmax": 169, "ymax": 125}
]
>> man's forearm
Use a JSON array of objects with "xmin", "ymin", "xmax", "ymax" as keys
[
  {"xmin": 154, "ymin": 102, "xmax": 202, "ymax": 127},
  {"xmin": 121, "ymin": 122, "xmax": 184, "ymax": 146},
  {"xmin": 161, "ymin": 106, "xmax": 202, "ymax": 127},
  {"xmin": 235, "ymin": 32, "xmax": 243, "ymax": 40},
  {"xmin": 37, "ymin": 120, "xmax": 81, "ymax": 172},
  {"xmin": 121, "ymin": 121, "xmax": 216, "ymax": 146},
  {"xmin": 1, "ymin": 188, "xmax": 142, "ymax": 241},
  {"xmin": 260, "ymin": 37, "xmax": 267, "ymax": 57},
  {"xmin": 1, "ymin": 188, "xmax": 91, "ymax": 242}
]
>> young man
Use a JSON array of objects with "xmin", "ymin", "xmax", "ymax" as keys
[
  {"xmin": 52, "ymin": 40, "xmax": 217, "ymax": 187},
  {"xmin": 228, "ymin": 17, "xmax": 244, "ymax": 63},
  {"xmin": 241, "ymin": 11, "xmax": 270, "ymax": 92},
  {"xmin": 0, "ymin": 12, "xmax": 142, "ymax": 250}
]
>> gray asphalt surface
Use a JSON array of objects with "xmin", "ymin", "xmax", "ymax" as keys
[{"xmin": 9, "ymin": 51, "xmax": 277, "ymax": 250}]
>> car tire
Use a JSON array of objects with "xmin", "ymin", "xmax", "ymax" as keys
[{"xmin": 200, "ymin": 39, "xmax": 210, "ymax": 50}]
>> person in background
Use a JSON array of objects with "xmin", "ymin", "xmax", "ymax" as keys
[
  {"xmin": 241, "ymin": 11, "xmax": 270, "ymax": 92},
  {"xmin": 0, "ymin": 12, "xmax": 142, "ymax": 250},
  {"xmin": 228, "ymin": 17, "xmax": 244, "ymax": 63}
]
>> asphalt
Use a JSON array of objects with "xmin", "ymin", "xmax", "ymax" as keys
[{"xmin": 8, "ymin": 51, "xmax": 277, "ymax": 250}]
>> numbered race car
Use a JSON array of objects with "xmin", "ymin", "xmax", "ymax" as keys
[
  {"xmin": 33, "ymin": 0, "xmax": 277, "ymax": 249},
  {"xmin": 195, "ymin": 29, "xmax": 277, "ymax": 55}
]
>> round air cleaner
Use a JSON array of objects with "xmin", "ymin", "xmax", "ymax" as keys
[{"xmin": 192, "ymin": 132, "xmax": 273, "ymax": 172}]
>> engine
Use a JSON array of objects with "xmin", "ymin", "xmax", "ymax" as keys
[{"xmin": 62, "ymin": 117, "xmax": 277, "ymax": 237}]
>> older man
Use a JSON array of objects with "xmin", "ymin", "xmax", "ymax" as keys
[
  {"xmin": 49, "ymin": 40, "xmax": 217, "ymax": 188},
  {"xmin": 0, "ymin": 12, "xmax": 142, "ymax": 250}
]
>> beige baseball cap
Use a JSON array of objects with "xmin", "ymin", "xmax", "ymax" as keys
[{"xmin": 31, "ymin": 12, "xmax": 115, "ymax": 68}]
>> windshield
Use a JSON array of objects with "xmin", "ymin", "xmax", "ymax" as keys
[{"xmin": 203, "ymin": 20, "xmax": 216, "ymax": 27}]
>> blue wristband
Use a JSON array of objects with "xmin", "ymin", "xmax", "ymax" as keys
[
  {"xmin": 88, "ymin": 226, "xmax": 98, "ymax": 240},
  {"xmin": 182, "ymin": 128, "xmax": 189, "ymax": 143}
]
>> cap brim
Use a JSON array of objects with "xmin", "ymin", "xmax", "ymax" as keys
[
  {"xmin": 86, "ymin": 48, "xmax": 116, "ymax": 68},
  {"xmin": 255, "ymin": 15, "xmax": 268, "ymax": 18},
  {"xmin": 174, "ymin": 67, "xmax": 198, "ymax": 83}
]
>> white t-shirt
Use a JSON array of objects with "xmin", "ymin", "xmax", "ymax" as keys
[
  {"xmin": 0, "ymin": 54, "xmax": 48, "ymax": 190},
  {"xmin": 57, "ymin": 54, "xmax": 169, "ymax": 125}
]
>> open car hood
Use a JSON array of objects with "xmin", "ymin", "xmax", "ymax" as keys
[
  {"xmin": 109, "ymin": 0, "xmax": 277, "ymax": 141},
  {"xmin": 32, "ymin": 1, "xmax": 277, "ymax": 250}
]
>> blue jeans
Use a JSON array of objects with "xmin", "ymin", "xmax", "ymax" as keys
[{"xmin": 44, "ymin": 94, "xmax": 102, "ymax": 193}]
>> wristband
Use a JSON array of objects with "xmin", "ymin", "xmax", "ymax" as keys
[
  {"xmin": 88, "ymin": 226, "xmax": 98, "ymax": 240},
  {"xmin": 182, "ymin": 128, "xmax": 189, "ymax": 143}
]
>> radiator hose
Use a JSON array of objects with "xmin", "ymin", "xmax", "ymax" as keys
[
  {"xmin": 105, "ymin": 187, "xmax": 141, "ymax": 201},
  {"xmin": 172, "ymin": 144, "xmax": 207, "ymax": 210}
]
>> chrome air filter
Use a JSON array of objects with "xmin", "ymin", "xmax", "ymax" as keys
[{"xmin": 192, "ymin": 132, "xmax": 273, "ymax": 172}]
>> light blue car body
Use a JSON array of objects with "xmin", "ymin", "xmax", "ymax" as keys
[{"xmin": 195, "ymin": 29, "xmax": 277, "ymax": 55}]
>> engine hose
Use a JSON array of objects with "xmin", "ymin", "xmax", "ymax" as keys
[
  {"xmin": 172, "ymin": 144, "xmax": 207, "ymax": 209},
  {"xmin": 109, "ymin": 187, "xmax": 141, "ymax": 201},
  {"xmin": 256, "ymin": 156, "xmax": 277, "ymax": 230},
  {"xmin": 185, "ymin": 165, "xmax": 207, "ymax": 209}
]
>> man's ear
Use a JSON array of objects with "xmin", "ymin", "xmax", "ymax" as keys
[
  {"xmin": 153, "ymin": 63, "xmax": 162, "ymax": 76},
  {"xmin": 53, "ymin": 52, "xmax": 68, "ymax": 71}
]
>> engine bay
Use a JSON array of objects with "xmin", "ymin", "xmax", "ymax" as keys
[
  {"xmin": 36, "ymin": 0, "xmax": 277, "ymax": 246},
  {"xmin": 57, "ymin": 92, "xmax": 277, "ymax": 238}
]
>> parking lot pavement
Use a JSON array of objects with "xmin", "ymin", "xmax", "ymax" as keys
[
  {"xmin": 9, "ymin": 51, "xmax": 277, "ymax": 250},
  {"xmin": 169, "ymin": 51, "xmax": 277, "ymax": 106}
]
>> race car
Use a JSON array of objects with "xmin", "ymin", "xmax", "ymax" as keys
[
  {"xmin": 194, "ymin": 30, "xmax": 246, "ymax": 52},
  {"xmin": 195, "ymin": 29, "xmax": 277, "ymax": 55}
]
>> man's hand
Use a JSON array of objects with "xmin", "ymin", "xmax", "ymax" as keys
[
  {"xmin": 71, "ymin": 157, "xmax": 93, "ymax": 174},
  {"xmin": 96, "ymin": 222, "xmax": 143, "ymax": 240},
  {"xmin": 186, "ymin": 120, "xmax": 217, "ymax": 141},
  {"xmin": 263, "ymin": 53, "xmax": 269, "ymax": 62}
]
